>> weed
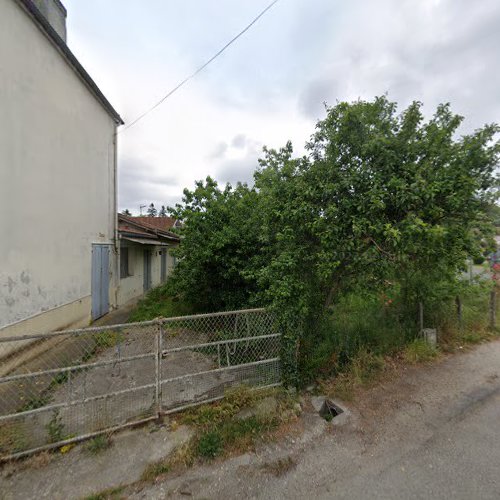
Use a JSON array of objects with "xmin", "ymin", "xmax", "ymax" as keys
[
  {"xmin": 46, "ymin": 410, "xmax": 65, "ymax": 444},
  {"xmin": 86, "ymin": 434, "xmax": 112, "ymax": 454},
  {"xmin": 319, "ymin": 349, "xmax": 386, "ymax": 401},
  {"xmin": 350, "ymin": 349, "xmax": 385, "ymax": 385},
  {"xmin": 403, "ymin": 339, "xmax": 439, "ymax": 364},
  {"xmin": 18, "ymin": 394, "xmax": 51, "ymax": 413},
  {"xmin": 196, "ymin": 430, "xmax": 223, "ymax": 459},
  {"xmin": 0, "ymin": 422, "xmax": 26, "ymax": 454},
  {"xmin": 94, "ymin": 330, "xmax": 124, "ymax": 350},
  {"xmin": 261, "ymin": 456, "xmax": 296, "ymax": 477},
  {"xmin": 129, "ymin": 286, "xmax": 192, "ymax": 322},
  {"xmin": 140, "ymin": 461, "xmax": 170, "ymax": 482},
  {"xmin": 181, "ymin": 385, "xmax": 257, "ymax": 427}
]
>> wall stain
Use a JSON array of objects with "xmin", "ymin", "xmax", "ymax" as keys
[
  {"xmin": 7, "ymin": 277, "xmax": 16, "ymax": 293},
  {"xmin": 5, "ymin": 297, "xmax": 15, "ymax": 307},
  {"xmin": 20, "ymin": 271, "xmax": 31, "ymax": 285}
]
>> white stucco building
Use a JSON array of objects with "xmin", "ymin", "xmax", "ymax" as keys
[
  {"xmin": 117, "ymin": 215, "xmax": 180, "ymax": 306},
  {"xmin": 0, "ymin": 0, "xmax": 123, "ymax": 342}
]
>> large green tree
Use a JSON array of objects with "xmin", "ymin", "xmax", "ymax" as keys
[
  {"xmin": 166, "ymin": 96, "xmax": 498, "ymax": 348},
  {"xmin": 255, "ymin": 97, "xmax": 499, "ymax": 331},
  {"xmin": 167, "ymin": 178, "xmax": 264, "ymax": 312}
]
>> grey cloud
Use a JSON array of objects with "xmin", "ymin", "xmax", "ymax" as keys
[
  {"xmin": 295, "ymin": 0, "xmax": 500, "ymax": 133},
  {"xmin": 215, "ymin": 156, "xmax": 259, "ymax": 187},
  {"xmin": 118, "ymin": 157, "xmax": 181, "ymax": 212},
  {"xmin": 298, "ymin": 78, "xmax": 340, "ymax": 120},
  {"xmin": 231, "ymin": 134, "xmax": 247, "ymax": 149},
  {"xmin": 208, "ymin": 142, "xmax": 228, "ymax": 160}
]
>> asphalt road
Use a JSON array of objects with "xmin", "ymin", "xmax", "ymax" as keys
[{"xmin": 134, "ymin": 339, "xmax": 500, "ymax": 500}]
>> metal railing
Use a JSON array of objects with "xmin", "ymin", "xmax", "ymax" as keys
[{"xmin": 0, "ymin": 308, "xmax": 281, "ymax": 460}]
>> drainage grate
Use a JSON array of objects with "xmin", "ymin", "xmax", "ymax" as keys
[{"xmin": 319, "ymin": 399, "xmax": 344, "ymax": 421}]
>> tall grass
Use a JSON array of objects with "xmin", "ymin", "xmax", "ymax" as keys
[
  {"xmin": 128, "ymin": 284, "xmax": 192, "ymax": 322},
  {"xmin": 302, "ymin": 281, "xmax": 496, "ymax": 383}
]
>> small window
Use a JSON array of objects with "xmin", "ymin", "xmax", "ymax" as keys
[{"xmin": 120, "ymin": 247, "xmax": 130, "ymax": 279}]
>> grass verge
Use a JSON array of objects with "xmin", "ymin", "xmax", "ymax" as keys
[{"xmin": 141, "ymin": 386, "xmax": 299, "ymax": 482}]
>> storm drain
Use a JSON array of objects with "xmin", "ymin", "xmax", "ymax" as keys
[{"xmin": 319, "ymin": 399, "xmax": 344, "ymax": 421}]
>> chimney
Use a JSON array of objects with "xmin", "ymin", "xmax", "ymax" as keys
[{"xmin": 32, "ymin": 0, "xmax": 67, "ymax": 42}]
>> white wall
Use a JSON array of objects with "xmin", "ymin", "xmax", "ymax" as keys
[
  {"xmin": 0, "ymin": 0, "xmax": 118, "ymax": 336},
  {"xmin": 117, "ymin": 243, "xmax": 178, "ymax": 306}
]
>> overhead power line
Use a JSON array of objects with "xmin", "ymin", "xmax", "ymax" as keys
[{"xmin": 120, "ymin": 0, "xmax": 281, "ymax": 133}]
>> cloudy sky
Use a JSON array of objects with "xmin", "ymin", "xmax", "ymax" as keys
[{"xmin": 63, "ymin": 0, "xmax": 500, "ymax": 213}]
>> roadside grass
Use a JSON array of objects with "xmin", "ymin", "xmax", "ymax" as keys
[
  {"xmin": 86, "ymin": 434, "xmax": 112, "ymax": 454},
  {"xmin": 315, "ymin": 283, "xmax": 498, "ymax": 400},
  {"xmin": 140, "ymin": 386, "xmax": 299, "ymax": 482},
  {"xmin": 128, "ymin": 285, "xmax": 192, "ymax": 322},
  {"xmin": 403, "ymin": 339, "xmax": 439, "ymax": 364}
]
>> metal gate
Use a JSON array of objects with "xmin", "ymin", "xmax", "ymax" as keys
[
  {"xmin": 91, "ymin": 244, "xmax": 110, "ymax": 320},
  {"xmin": 0, "ymin": 309, "xmax": 281, "ymax": 460}
]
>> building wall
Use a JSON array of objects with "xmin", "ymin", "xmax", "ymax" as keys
[
  {"xmin": 0, "ymin": 0, "xmax": 118, "ymax": 340},
  {"xmin": 117, "ymin": 243, "xmax": 178, "ymax": 306}
]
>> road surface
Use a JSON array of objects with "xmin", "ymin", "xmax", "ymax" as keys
[{"xmin": 135, "ymin": 339, "xmax": 500, "ymax": 499}]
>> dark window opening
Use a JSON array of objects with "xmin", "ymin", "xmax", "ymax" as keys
[{"xmin": 120, "ymin": 247, "xmax": 130, "ymax": 279}]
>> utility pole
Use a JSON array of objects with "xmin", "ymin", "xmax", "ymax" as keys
[{"xmin": 139, "ymin": 204, "xmax": 146, "ymax": 215}]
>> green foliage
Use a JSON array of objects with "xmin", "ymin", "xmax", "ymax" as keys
[
  {"xmin": 195, "ymin": 430, "xmax": 223, "ymax": 459},
  {"xmin": 128, "ymin": 285, "xmax": 192, "ymax": 322},
  {"xmin": 167, "ymin": 178, "xmax": 265, "ymax": 312},
  {"xmin": 162, "ymin": 97, "xmax": 499, "ymax": 383},
  {"xmin": 181, "ymin": 385, "xmax": 257, "ymax": 427},
  {"xmin": 86, "ymin": 434, "xmax": 112, "ymax": 454},
  {"xmin": 46, "ymin": 410, "xmax": 65, "ymax": 444}
]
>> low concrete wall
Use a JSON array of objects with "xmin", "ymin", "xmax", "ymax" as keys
[{"xmin": 0, "ymin": 295, "xmax": 91, "ymax": 360}]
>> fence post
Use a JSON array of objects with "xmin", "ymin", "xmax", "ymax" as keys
[
  {"xmin": 419, "ymin": 302, "xmax": 424, "ymax": 333},
  {"xmin": 489, "ymin": 288, "xmax": 496, "ymax": 330},
  {"xmin": 155, "ymin": 322, "xmax": 162, "ymax": 418},
  {"xmin": 455, "ymin": 296, "xmax": 462, "ymax": 330}
]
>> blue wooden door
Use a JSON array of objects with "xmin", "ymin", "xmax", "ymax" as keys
[{"xmin": 91, "ymin": 244, "xmax": 110, "ymax": 320}]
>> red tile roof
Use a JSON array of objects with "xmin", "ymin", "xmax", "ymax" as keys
[
  {"xmin": 132, "ymin": 216, "xmax": 177, "ymax": 231},
  {"xmin": 118, "ymin": 214, "xmax": 180, "ymax": 242}
]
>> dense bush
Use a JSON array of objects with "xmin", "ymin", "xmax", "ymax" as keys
[{"xmin": 164, "ymin": 97, "xmax": 499, "ymax": 383}]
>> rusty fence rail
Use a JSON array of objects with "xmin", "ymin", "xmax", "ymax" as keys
[{"xmin": 0, "ymin": 308, "xmax": 281, "ymax": 460}]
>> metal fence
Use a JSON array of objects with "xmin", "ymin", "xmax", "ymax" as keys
[{"xmin": 0, "ymin": 308, "xmax": 281, "ymax": 460}]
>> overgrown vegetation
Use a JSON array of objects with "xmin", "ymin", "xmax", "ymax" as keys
[
  {"xmin": 160, "ymin": 97, "xmax": 500, "ymax": 385},
  {"xmin": 128, "ymin": 286, "xmax": 192, "ymax": 322},
  {"xmin": 141, "ymin": 386, "xmax": 299, "ymax": 482}
]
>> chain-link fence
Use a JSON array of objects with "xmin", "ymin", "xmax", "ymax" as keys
[{"xmin": 0, "ymin": 308, "xmax": 281, "ymax": 460}]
